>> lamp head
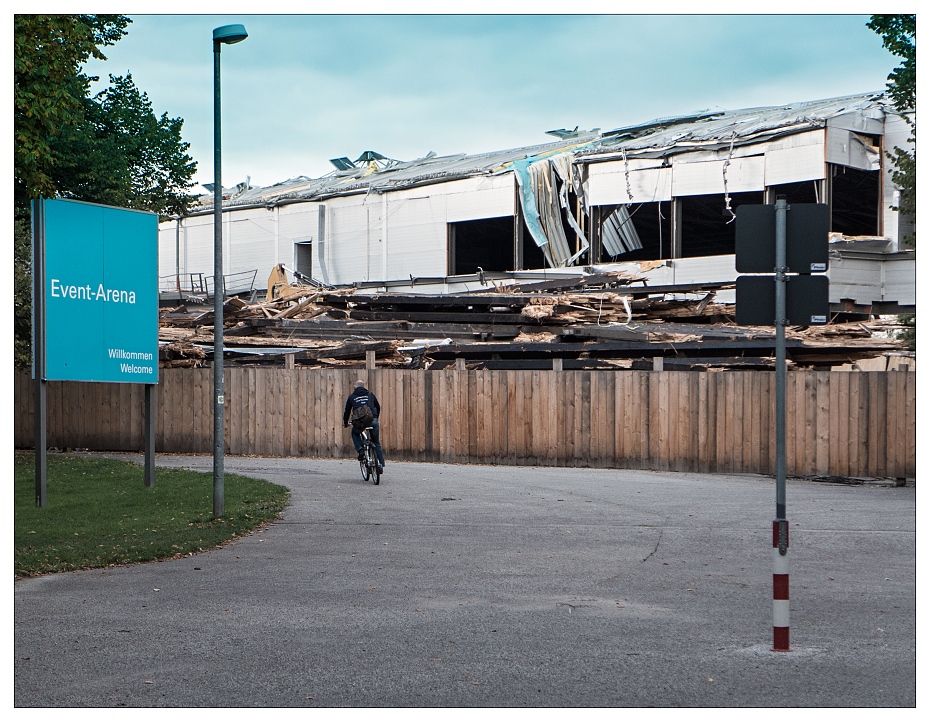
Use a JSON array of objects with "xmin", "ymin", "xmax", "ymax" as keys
[{"xmin": 213, "ymin": 24, "xmax": 248, "ymax": 45}]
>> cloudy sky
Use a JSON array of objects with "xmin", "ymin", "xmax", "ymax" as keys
[{"xmin": 81, "ymin": 8, "xmax": 901, "ymax": 192}]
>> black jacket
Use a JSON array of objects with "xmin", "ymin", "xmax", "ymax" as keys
[{"xmin": 343, "ymin": 387, "xmax": 381, "ymax": 426}]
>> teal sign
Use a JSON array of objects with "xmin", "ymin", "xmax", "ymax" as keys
[{"xmin": 37, "ymin": 198, "xmax": 158, "ymax": 383}]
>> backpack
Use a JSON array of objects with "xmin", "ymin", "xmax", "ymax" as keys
[{"xmin": 350, "ymin": 402, "xmax": 374, "ymax": 430}]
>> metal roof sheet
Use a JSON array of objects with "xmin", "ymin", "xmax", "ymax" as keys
[{"xmin": 197, "ymin": 92, "xmax": 892, "ymax": 212}]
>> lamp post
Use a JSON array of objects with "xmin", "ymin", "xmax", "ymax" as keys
[{"xmin": 212, "ymin": 23, "xmax": 248, "ymax": 518}]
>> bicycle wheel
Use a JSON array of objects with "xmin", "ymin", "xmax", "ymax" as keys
[
  {"xmin": 359, "ymin": 445, "xmax": 370, "ymax": 481},
  {"xmin": 371, "ymin": 456, "xmax": 380, "ymax": 485}
]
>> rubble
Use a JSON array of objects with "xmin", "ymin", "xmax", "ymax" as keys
[{"xmin": 157, "ymin": 271, "xmax": 908, "ymax": 371}]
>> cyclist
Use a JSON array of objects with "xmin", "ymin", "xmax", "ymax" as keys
[{"xmin": 343, "ymin": 380, "xmax": 385, "ymax": 473}]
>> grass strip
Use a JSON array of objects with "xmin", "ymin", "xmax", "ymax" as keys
[{"xmin": 14, "ymin": 451, "xmax": 290, "ymax": 578}]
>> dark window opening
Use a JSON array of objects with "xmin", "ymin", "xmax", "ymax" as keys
[
  {"xmin": 294, "ymin": 241, "xmax": 312, "ymax": 278},
  {"xmin": 680, "ymin": 192, "xmax": 764, "ymax": 258},
  {"xmin": 448, "ymin": 216, "xmax": 514, "ymax": 275},
  {"xmin": 769, "ymin": 180, "xmax": 819, "ymax": 205},
  {"xmin": 829, "ymin": 165, "xmax": 880, "ymax": 236},
  {"xmin": 594, "ymin": 202, "xmax": 672, "ymax": 262},
  {"xmin": 520, "ymin": 213, "xmax": 546, "ymax": 270}
]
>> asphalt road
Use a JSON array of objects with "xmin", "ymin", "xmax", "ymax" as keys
[{"xmin": 14, "ymin": 454, "xmax": 916, "ymax": 708}]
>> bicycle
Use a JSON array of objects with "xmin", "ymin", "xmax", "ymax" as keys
[{"xmin": 358, "ymin": 426, "xmax": 381, "ymax": 485}]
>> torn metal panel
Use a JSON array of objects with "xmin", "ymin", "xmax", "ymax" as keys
[
  {"xmin": 601, "ymin": 206, "xmax": 643, "ymax": 256},
  {"xmin": 826, "ymin": 128, "xmax": 881, "ymax": 171}
]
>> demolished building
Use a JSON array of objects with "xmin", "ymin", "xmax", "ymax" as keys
[
  {"xmin": 156, "ymin": 91, "xmax": 915, "ymax": 371},
  {"xmin": 160, "ymin": 91, "xmax": 914, "ymax": 313}
]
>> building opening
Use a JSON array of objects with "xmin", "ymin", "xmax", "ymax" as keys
[
  {"xmin": 593, "ymin": 202, "xmax": 673, "ymax": 262},
  {"xmin": 448, "ymin": 216, "xmax": 515, "ymax": 275},
  {"xmin": 294, "ymin": 240, "xmax": 312, "ymax": 278},
  {"xmin": 768, "ymin": 180, "xmax": 820, "ymax": 205},
  {"xmin": 680, "ymin": 191, "xmax": 764, "ymax": 258},
  {"xmin": 829, "ymin": 165, "xmax": 880, "ymax": 236}
]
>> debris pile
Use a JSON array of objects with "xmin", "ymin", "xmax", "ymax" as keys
[{"xmin": 158, "ymin": 269, "xmax": 907, "ymax": 371}]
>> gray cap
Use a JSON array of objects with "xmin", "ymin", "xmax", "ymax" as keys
[{"xmin": 355, "ymin": 380, "xmax": 365, "ymax": 388}]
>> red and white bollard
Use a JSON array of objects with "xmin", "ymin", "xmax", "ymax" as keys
[{"xmin": 772, "ymin": 519, "xmax": 790, "ymax": 651}]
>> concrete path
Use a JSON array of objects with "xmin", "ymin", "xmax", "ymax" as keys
[{"xmin": 14, "ymin": 454, "xmax": 916, "ymax": 707}]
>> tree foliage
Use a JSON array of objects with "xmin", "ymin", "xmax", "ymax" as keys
[
  {"xmin": 867, "ymin": 15, "xmax": 916, "ymax": 348},
  {"xmin": 867, "ymin": 15, "xmax": 916, "ymax": 242},
  {"xmin": 13, "ymin": 14, "xmax": 199, "ymax": 367},
  {"xmin": 14, "ymin": 14, "xmax": 130, "ymax": 206},
  {"xmin": 51, "ymin": 73, "xmax": 197, "ymax": 217},
  {"xmin": 866, "ymin": 15, "xmax": 916, "ymax": 111}
]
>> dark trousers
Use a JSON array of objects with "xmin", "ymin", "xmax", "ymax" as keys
[{"xmin": 351, "ymin": 417, "xmax": 385, "ymax": 467}]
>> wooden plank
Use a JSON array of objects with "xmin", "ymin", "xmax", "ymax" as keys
[
  {"xmin": 285, "ymin": 365, "xmax": 296, "ymax": 456},
  {"xmin": 741, "ymin": 372, "xmax": 754, "ymax": 474},
  {"xmin": 679, "ymin": 371, "xmax": 692, "ymax": 472},
  {"xmin": 835, "ymin": 371, "xmax": 851, "ymax": 478},
  {"xmin": 426, "ymin": 369, "xmax": 437, "ymax": 460},
  {"xmin": 842, "ymin": 372, "xmax": 857, "ymax": 477},
  {"xmin": 782, "ymin": 372, "xmax": 795, "ymax": 476},
  {"xmin": 478, "ymin": 371, "xmax": 491, "ymax": 462},
  {"xmin": 491, "ymin": 371, "xmax": 504, "ymax": 464},
  {"xmin": 42, "ymin": 380, "xmax": 59, "ymax": 449},
  {"xmin": 647, "ymin": 371, "xmax": 659, "ymax": 469},
  {"xmin": 604, "ymin": 371, "xmax": 617, "ymax": 468},
  {"xmin": 632, "ymin": 371, "xmax": 645, "ymax": 468},
  {"xmin": 544, "ymin": 368, "xmax": 556, "ymax": 465},
  {"xmin": 814, "ymin": 372, "xmax": 830, "ymax": 476},
  {"xmin": 696, "ymin": 373, "xmax": 708, "ymax": 472},
  {"xmin": 528, "ymin": 369, "xmax": 540, "ymax": 465},
  {"xmin": 580, "ymin": 371, "xmax": 592, "ymax": 467},
  {"xmin": 891, "ymin": 370, "xmax": 906, "ymax": 478},
  {"xmin": 905, "ymin": 370, "xmax": 916, "ymax": 477},
  {"xmin": 613, "ymin": 372, "xmax": 626, "ymax": 466},
  {"xmin": 228, "ymin": 368, "xmax": 242, "ymax": 455},
  {"xmin": 714, "ymin": 372, "xmax": 727, "ymax": 473},
  {"xmin": 852, "ymin": 372, "xmax": 867, "ymax": 477},
  {"xmin": 665, "ymin": 371, "xmax": 679, "ymax": 471},
  {"xmin": 556, "ymin": 371, "xmax": 567, "ymax": 465},
  {"xmin": 587, "ymin": 371, "xmax": 600, "ymax": 466},
  {"xmin": 453, "ymin": 367, "xmax": 466, "ymax": 463}
]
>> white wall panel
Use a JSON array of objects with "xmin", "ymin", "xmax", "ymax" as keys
[
  {"xmin": 764, "ymin": 129, "xmax": 824, "ymax": 151},
  {"xmin": 177, "ymin": 217, "xmax": 212, "ymax": 281},
  {"xmin": 882, "ymin": 113, "xmax": 913, "ymax": 247},
  {"xmin": 444, "ymin": 176, "xmax": 514, "ymax": 222},
  {"xmin": 326, "ymin": 197, "xmax": 378, "ymax": 285},
  {"xmin": 158, "ymin": 224, "xmax": 179, "ymax": 278},
  {"xmin": 587, "ymin": 166, "xmax": 672, "ymax": 205},
  {"xmin": 764, "ymin": 142, "xmax": 826, "ymax": 185},
  {"xmin": 226, "ymin": 209, "xmax": 276, "ymax": 279},
  {"xmin": 672, "ymin": 160, "xmax": 725, "ymax": 196},
  {"xmin": 384, "ymin": 195, "xmax": 447, "ymax": 279},
  {"xmin": 671, "ymin": 157, "xmax": 764, "ymax": 197}
]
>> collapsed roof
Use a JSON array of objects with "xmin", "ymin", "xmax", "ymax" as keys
[{"xmin": 201, "ymin": 91, "xmax": 892, "ymax": 210}]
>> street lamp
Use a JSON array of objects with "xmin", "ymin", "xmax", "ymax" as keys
[{"xmin": 212, "ymin": 23, "xmax": 248, "ymax": 518}]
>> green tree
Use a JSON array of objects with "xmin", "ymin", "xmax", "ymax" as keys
[
  {"xmin": 867, "ymin": 14, "xmax": 915, "ymax": 241},
  {"xmin": 14, "ymin": 14, "xmax": 130, "ymax": 206},
  {"xmin": 867, "ymin": 15, "xmax": 916, "ymax": 350},
  {"xmin": 51, "ymin": 73, "xmax": 197, "ymax": 217},
  {"xmin": 13, "ymin": 15, "xmax": 198, "ymax": 367}
]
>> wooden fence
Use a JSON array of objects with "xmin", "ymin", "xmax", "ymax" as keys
[{"xmin": 13, "ymin": 367, "xmax": 916, "ymax": 478}]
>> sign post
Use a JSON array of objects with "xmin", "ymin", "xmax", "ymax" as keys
[
  {"xmin": 772, "ymin": 197, "xmax": 790, "ymax": 652},
  {"xmin": 735, "ymin": 199, "xmax": 829, "ymax": 652},
  {"xmin": 31, "ymin": 198, "xmax": 159, "ymax": 504}
]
